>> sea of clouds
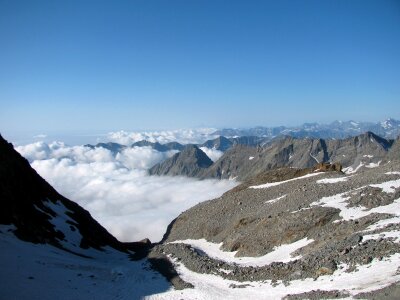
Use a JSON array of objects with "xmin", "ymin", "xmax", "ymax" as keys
[
  {"xmin": 16, "ymin": 129, "xmax": 235, "ymax": 242},
  {"xmin": 107, "ymin": 128, "xmax": 219, "ymax": 145}
]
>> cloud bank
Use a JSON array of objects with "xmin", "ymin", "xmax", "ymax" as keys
[
  {"xmin": 16, "ymin": 141, "xmax": 237, "ymax": 242},
  {"xmin": 199, "ymin": 147, "xmax": 224, "ymax": 162},
  {"xmin": 107, "ymin": 128, "xmax": 218, "ymax": 145}
]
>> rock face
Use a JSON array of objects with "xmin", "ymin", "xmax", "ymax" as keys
[
  {"xmin": 201, "ymin": 132, "xmax": 392, "ymax": 180},
  {"xmin": 0, "ymin": 135, "xmax": 127, "ymax": 253},
  {"xmin": 84, "ymin": 142, "xmax": 126, "ymax": 154},
  {"xmin": 149, "ymin": 145, "xmax": 213, "ymax": 177},
  {"xmin": 386, "ymin": 136, "xmax": 400, "ymax": 162}
]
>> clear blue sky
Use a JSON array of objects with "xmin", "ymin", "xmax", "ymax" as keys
[{"xmin": 1, "ymin": 0, "xmax": 399, "ymax": 135}]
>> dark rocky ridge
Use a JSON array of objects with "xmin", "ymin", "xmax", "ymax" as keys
[{"xmin": 0, "ymin": 134, "xmax": 127, "ymax": 252}]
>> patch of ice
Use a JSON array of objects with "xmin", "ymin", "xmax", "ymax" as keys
[
  {"xmin": 265, "ymin": 195, "xmax": 286, "ymax": 204},
  {"xmin": 249, "ymin": 173, "xmax": 323, "ymax": 189},
  {"xmin": 171, "ymin": 238, "xmax": 313, "ymax": 267}
]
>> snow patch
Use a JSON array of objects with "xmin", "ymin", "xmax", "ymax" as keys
[
  {"xmin": 147, "ymin": 253, "xmax": 400, "ymax": 299},
  {"xmin": 370, "ymin": 179, "xmax": 400, "ymax": 193},
  {"xmin": 311, "ymin": 188, "xmax": 400, "ymax": 221},
  {"xmin": 316, "ymin": 177, "xmax": 349, "ymax": 184},
  {"xmin": 265, "ymin": 195, "xmax": 286, "ymax": 204},
  {"xmin": 248, "ymin": 156, "xmax": 254, "ymax": 160},
  {"xmin": 365, "ymin": 161, "xmax": 381, "ymax": 168},
  {"xmin": 170, "ymin": 238, "xmax": 313, "ymax": 267},
  {"xmin": 249, "ymin": 173, "xmax": 323, "ymax": 189},
  {"xmin": 386, "ymin": 171, "xmax": 400, "ymax": 175},
  {"xmin": 343, "ymin": 162, "xmax": 364, "ymax": 174}
]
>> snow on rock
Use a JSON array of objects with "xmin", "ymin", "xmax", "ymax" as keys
[
  {"xmin": 147, "ymin": 254, "xmax": 400, "ymax": 299},
  {"xmin": 170, "ymin": 238, "xmax": 313, "ymax": 267},
  {"xmin": 249, "ymin": 173, "xmax": 323, "ymax": 189}
]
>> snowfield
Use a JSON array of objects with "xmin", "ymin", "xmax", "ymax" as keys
[
  {"xmin": 0, "ymin": 225, "xmax": 172, "ymax": 300},
  {"xmin": 146, "ymin": 254, "xmax": 400, "ymax": 300}
]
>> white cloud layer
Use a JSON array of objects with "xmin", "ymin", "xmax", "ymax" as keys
[
  {"xmin": 16, "ymin": 142, "xmax": 237, "ymax": 242},
  {"xmin": 107, "ymin": 128, "xmax": 218, "ymax": 145},
  {"xmin": 199, "ymin": 147, "xmax": 224, "ymax": 162}
]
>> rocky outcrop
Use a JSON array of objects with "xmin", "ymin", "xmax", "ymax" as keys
[
  {"xmin": 149, "ymin": 145, "xmax": 213, "ymax": 177},
  {"xmin": 84, "ymin": 142, "xmax": 126, "ymax": 154},
  {"xmin": 0, "ymin": 135, "xmax": 127, "ymax": 253}
]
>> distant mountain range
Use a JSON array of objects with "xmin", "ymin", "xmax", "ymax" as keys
[
  {"xmin": 213, "ymin": 118, "xmax": 400, "ymax": 140},
  {"xmin": 86, "ymin": 118, "xmax": 400, "ymax": 155},
  {"xmin": 150, "ymin": 132, "xmax": 400, "ymax": 180},
  {"xmin": 82, "ymin": 119, "xmax": 400, "ymax": 182}
]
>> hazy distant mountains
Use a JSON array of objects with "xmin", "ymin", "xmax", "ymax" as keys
[
  {"xmin": 84, "ymin": 118, "xmax": 400, "ymax": 181},
  {"xmin": 213, "ymin": 118, "xmax": 400, "ymax": 140}
]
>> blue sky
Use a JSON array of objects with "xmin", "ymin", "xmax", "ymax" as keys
[{"xmin": 1, "ymin": 0, "xmax": 399, "ymax": 136}]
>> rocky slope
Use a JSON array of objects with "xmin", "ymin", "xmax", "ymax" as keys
[{"xmin": 152, "ymin": 159, "xmax": 400, "ymax": 298}]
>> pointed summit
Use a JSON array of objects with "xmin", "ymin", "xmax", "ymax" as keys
[{"xmin": 149, "ymin": 145, "xmax": 213, "ymax": 177}]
